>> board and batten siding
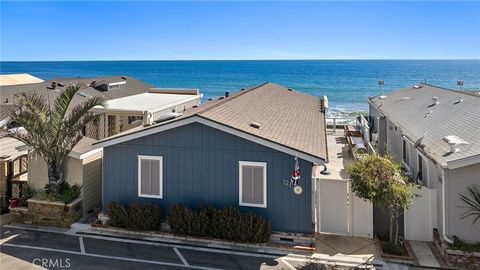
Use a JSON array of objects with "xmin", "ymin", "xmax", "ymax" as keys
[{"xmin": 103, "ymin": 122, "xmax": 313, "ymax": 233}]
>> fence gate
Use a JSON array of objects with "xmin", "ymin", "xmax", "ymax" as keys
[
  {"xmin": 316, "ymin": 178, "xmax": 373, "ymax": 238},
  {"xmin": 404, "ymin": 186, "xmax": 436, "ymax": 241}
]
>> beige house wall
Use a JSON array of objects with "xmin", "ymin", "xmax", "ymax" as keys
[
  {"xmin": 27, "ymin": 151, "xmax": 102, "ymax": 215},
  {"xmin": 81, "ymin": 151, "xmax": 103, "ymax": 213},
  {"xmin": 445, "ymin": 163, "xmax": 480, "ymax": 242},
  {"xmin": 27, "ymin": 152, "xmax": 82, "ymax": 190}
]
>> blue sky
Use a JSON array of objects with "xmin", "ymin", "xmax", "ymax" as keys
[{"xmin": 1, "ymin": 1, "xmax": 479, "ymax": 60}]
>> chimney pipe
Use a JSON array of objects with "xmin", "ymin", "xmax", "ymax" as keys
[
  {"xmin": 51, "ymin": 81, "xmax": 57, "ymax": 89},
  {"xmin": 225, "ymin": 91, "xmax": 230, "ymax": 97}
]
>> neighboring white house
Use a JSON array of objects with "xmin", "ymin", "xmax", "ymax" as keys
[{"xmin": 369, "ymin": 83, "xmax": 480, "ymax": 243}]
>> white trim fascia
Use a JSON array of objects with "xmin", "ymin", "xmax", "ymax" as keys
[
  {"xmin": 446, "ymin": 154, "xmax": 480, "ymax": 169},
  {"xmin": 93, "ymin": 115, "xmax": 326, "ymax": 164},
  {"xmin": 69, "ymin": 148, "xmax": 103, "ymax": 160},
  {"xmin": 238, "ymin": 161, "xmax": 267, "ymax": 208},
  {"xmin": 137, "ymin": 155, "xmax": 163, "ymax": 199}
]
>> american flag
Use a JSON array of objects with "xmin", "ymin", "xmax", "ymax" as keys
[{"xmin": 290, "ymin": 155, "xmax": 301, "ymax": 187}]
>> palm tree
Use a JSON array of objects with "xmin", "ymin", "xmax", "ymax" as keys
[
  {"xmin": 460, "ymin": 185, "xmax": 480, "ymax": 225},
  {"xmin": 1, "ymin": 84, "xmax": 104, "ymax": 195}
]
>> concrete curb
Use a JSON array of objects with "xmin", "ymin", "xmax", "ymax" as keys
[{"xmin": 85, "ymin": 226, "xmax": 311, "ymax": 257}]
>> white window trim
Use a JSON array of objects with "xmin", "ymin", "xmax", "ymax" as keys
[
  {"xmin": 239, "ymin": 161, "xmax": 267, "ymax": 208},
  {"xmin": 401, "ymin": 138, "xmax": 411, "ymax": 170},
  {"xmin": 416, "ymin": 150, "xmax": 430, "ymax": 186},
  {"xmin": 138, "ymin": 155, "xmax": 163, "ymax": 199}
]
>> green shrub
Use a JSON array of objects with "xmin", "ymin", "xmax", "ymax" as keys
[
  {"xmin": 108, "ymin": 201, "xmax": 129, "ymax": 228},
  {"xmin": 168, "ymin": 204, "xmax": 271, "ymax": 243},
  {"xmin": 449, "ymin": 236, "xmax": 480, "ymax": 253},
  {"xmin": 167, "ymin": 204, "xmax": 194, "ymax": 235},
  {"xmin": 35, "ymin": 182, "xmax": 82, "ymax": 204},
  {"xmin": 127, "ymin": 203, "xmax": 162, "ymax": 231},
  {"xmin": 18, "ymin": 185, "xmax": 36, "ymax": 207},
  {"xmin": 108, "ymin": 201, "xmax": 162, "ymax": 230}
]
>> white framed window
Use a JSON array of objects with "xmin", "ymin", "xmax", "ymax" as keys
[
  {"xmin": 138, "ymin": 155, "xmax": 163, "ymax": 199},
  {"xmin": 239, "ymin": 161, "xmax": 267, "ymax": 208},
  {"xmin": 416, "ymin": 151, "xmax": 429, "ymax": 186}
]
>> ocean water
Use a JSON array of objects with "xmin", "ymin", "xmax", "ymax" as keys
[{"xmin": 1, "ymin": 60, "xmax": 479, "ymax": 116}]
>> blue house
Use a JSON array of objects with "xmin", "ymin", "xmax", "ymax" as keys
[{"xmin": 94, "ymin": 83, "xmax": 328, "ymax": 234}]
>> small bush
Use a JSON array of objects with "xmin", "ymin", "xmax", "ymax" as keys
[
  {"xmin": 168, "ymin": 204, "xmax": 271, "ymax": 243},
  {"xmin": 35, "ymin": 182, "xmax": 82, "ymax": 204},
  {"xmin": 108, "ymin": 201, "xmax": 162, "ymax": 231},
  {"xmin": 108, "ymin": 201, "xmax": 129, "ymax": 228},
  {"xmin": 127, "ymin": 203, "xmax": 162, "ymax": 231},
  {"xmin": 19, "ymin": 185, "xmax": 36, "ymax": 207},
  {"xmin": 449, "ymin": 236, "xmax": 480, "ymax": 253}
]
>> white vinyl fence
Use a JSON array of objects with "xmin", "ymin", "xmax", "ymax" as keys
[
  {"xmin": 404, "ymin": 186, "xmax": 437, "ymax": 241},
  {"xmin": 316, "ymin": 179, "xmax": 373, "ymax": 238}
]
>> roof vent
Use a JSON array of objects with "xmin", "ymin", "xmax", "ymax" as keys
[
  {"xmin": 444, "ymin": 135, "xmax": 468, "ymax": 153},
  {"xmin": 250, "ymin": 122, "xmax": 261, "ymax": 129},
  {"xmin": 287, "ymin": 88, "xmax": 293, "ymax": 91},
  {"xmin": 454, "ymin": 96, "xmax": 464, "ymax": 104},
  {"xmin": 225, "ymin": 91, "xmax": 230, "ymax": 97},
  {"xmin": 51, "ymin": 81, "xmax": 57, "ymax": 89},
  {"xmin": 153, "ymin": 112, "xmax": 182, "ymax": 124},
  {"xmin": 78, "ymin": 91, "xmax": 92, "ymax": 98},
  {"xmin": 413, "ymin": 85, "xmax": 423, "ymax": 89},
  {"xmin": 431, "ymin": 97, "xmax": 439, "ymax": 105}
]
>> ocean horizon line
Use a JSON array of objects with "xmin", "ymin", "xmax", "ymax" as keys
[{"xmin": 1, "ymin": 59, "xmax": 480, "ymax": 63}]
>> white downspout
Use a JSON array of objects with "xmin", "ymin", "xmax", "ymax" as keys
[{"xmin": 442, "ymin": 170, "xmax": 454, "ymax": 244}]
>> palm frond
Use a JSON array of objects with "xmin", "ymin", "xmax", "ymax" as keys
[
  {"xmin": 49, "ymin": 84, "xmax": 81, "ymax": 130},
  {"xmin": 13, "ymin": 92, "xmax": 49, "ymax": 121},
  {"xmin": 459, "ymin": 185, "xmax": 480, "ymax": 226},
  {"xmin": 63, "ymin": 95, "xmax": 105, "ymax": 130}
]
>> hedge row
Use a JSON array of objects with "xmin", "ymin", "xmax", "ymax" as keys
[
  {"xmin": 108, "ymin": 202, "xmax": 162, "ymax": 231},
  {"xmin": 107, "ymin": 202, "xmax": 272, "ymax": 243},
  {"xmin": 167, "ymin": 204, "xmax": 272, "ymax": 243}
]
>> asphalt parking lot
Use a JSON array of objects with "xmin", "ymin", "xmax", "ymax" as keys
[{"xmin": 0, "ymin": 226, "xmax": 354, "ymax": 270}]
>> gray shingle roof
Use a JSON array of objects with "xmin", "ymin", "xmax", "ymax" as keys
[
  {"xmin": 0, "ymin": 75, "xmax": 154, "ymax": 117},
  {"xmin": 369, "ymin": 83, "xmax": 480, "ymax": 166},
  {"xmin": 95, "ymin": 83, "xmax": 328, "ymax": 162}
]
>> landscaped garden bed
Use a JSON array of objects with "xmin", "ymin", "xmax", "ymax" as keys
[
  {"xmin": 374, "ymin": 235, "xmax": 415, "ymax": 262},
  {"xmin": 10, "ymin": 183, "xmax": 83, "ymax": 228},
  {"xmin": 433, "ymin": 229, "xmax": 480, "ymax": 269},
  {"xmin": 91, "ymin": 201, "xmax": 315, "ymax": 254}
]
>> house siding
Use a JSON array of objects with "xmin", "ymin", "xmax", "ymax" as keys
[
  {"xmin": 103, "ymin": 122, "xmax": 313, "ymax": 233},
  {"xmin": 445, "ymin": 163, "xmax": 480, "ymax": 242},
  {"xmin": 82, "ymin": 151, "xmax": 103, "ymax": 214}
]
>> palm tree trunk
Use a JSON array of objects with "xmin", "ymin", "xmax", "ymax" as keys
[{"xmin": 47, "ymin": 160, "xmax": 64, "ymax": 195}]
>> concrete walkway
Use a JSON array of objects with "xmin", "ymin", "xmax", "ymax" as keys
[
  {"xmin": 409, "ymin": 241, "xmax": 441, "ymax": 268},
  {"xmin": 315, "ymin": 234, "xmax": 381, "ymax": 268}
]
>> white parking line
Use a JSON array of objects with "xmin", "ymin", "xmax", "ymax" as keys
[
  {"xmin": 174, "ymin": 247, "xmax": 190, "ymax": 266},
  {"xmin": 79, "ymin": 236, "xmax": 85, "ymax": 254},
  {"xmin": 1, "ymin": 243, "xmax": 220, "ymax": 270},
  {"xmin": 280, "ymin": 259, "xmax": 296, "ymax": 270}
]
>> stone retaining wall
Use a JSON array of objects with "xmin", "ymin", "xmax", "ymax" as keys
[{"xmin": 10, "ymin": 198, "xmax": 83, "ymax": 228}]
